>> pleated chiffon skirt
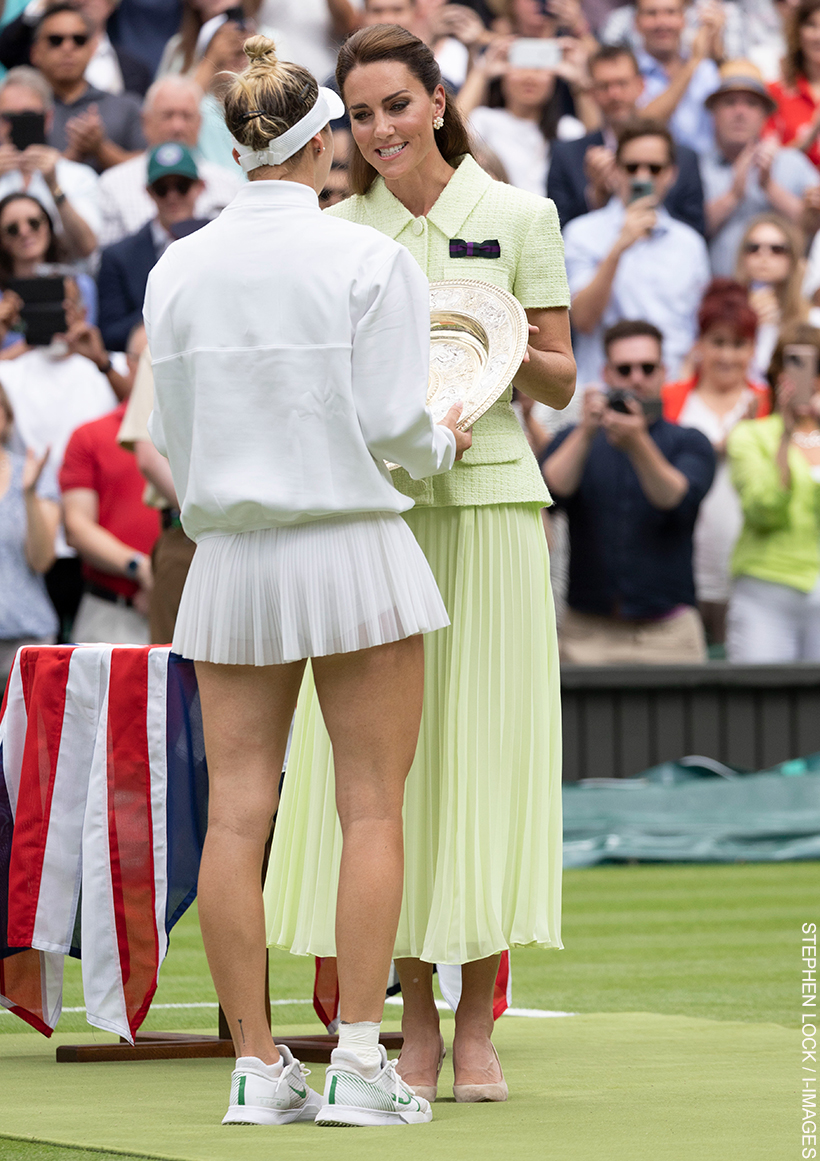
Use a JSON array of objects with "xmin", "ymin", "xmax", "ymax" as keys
[
  {"xmin": 172, "ymin": 512, "xmax": 449, "ymax": 666},
  {"xmin": 264, "ymin": 503, "xmax": 564, "ymax": 964}
]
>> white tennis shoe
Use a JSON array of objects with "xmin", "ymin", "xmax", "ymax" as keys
[
  {"xmin": 222, "ymin": 1044, "xmax": 323, "ymax": 1125},
  {"xmin": 316, "ymin": 1044, "xmax": 433, "ymax": 1127}
]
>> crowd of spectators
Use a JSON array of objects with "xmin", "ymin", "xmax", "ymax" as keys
[{"xmin": 3, "ymin": 0, "xmax": 820, "ymax": 678}]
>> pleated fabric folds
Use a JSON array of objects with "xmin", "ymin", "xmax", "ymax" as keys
[
  {"xmin": 172, "ymin": 512, "xmax": 449, "ymax": 666},
  {"xmin": 265, "ymin": 503, "xmax": 563, "ymax": 964}
]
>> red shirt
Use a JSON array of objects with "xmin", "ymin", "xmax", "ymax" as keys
[
  {"xmin": 661, "ymin": 376, "xmax": 773, "ymax": 424},
  {"xmin": 767, "ymin": 77, "xmax": 820, "ymax": 171},
  {"xmin": 59, "ymin": 401, "xmax": 161, "ymax": 598}
]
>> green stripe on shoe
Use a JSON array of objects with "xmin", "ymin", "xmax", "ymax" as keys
[
  {"xmin": 329, "ymin": 1075, "xmax": 338, "ymax": 1105},
  {"xmin": 237, "ymin": 1076, "xmax": 246, "ymax": 1106}
]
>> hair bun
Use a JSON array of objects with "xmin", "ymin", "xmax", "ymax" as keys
[{"xmin": 244, "ymin": 34, "xmax": 278, "ymax": 65}]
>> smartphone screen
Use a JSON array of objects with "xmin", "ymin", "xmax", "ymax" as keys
[
  {"xmin": 5, "ymin": 111, "xmax": 47, "ymax": 151},
  {"xmin": 629, "ymin": 179, "xmax": 654, "ymax": 202},
  {"xmin": 7, "ymin": 275, "xmax": 67, "ymax": 347},
  {"xmin": 783, "ymin": 344, "xmax": 818, "ymax": 407},
  {"xmin": 507, "ymin": 38, "xmax": 562, "ymax": 70}
]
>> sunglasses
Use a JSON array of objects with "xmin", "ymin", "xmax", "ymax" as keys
[
  {"xmin": 3, "ymin": 216, "xmax": 46, "ymax": 237},
  {"xmin": 613, "ymin": 362, "xmax": 659, "ymax": 377},
  {"xmin": 621, "ymin": 162, "xmax": 666, "ymax": 175},
  {"xmin": 744, "ymin": 241, "xmax": 789, "ymax": 255},
  {"xmin": 151, "ymin": 176, "xmax": 195, "ymax": 198},
  {"xmin": 45, "ymin": 33, "xmax": 89, "ymax": 47}
]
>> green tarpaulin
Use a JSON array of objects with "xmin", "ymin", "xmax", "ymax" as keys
[{"xmin": 562, "ymin": 754, "xmax": 820, "ymax": 866}]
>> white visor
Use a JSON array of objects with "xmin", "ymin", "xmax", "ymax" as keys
[{"xmin": 230, "ymin": 86, "xmax": 346, "ymax": 172}]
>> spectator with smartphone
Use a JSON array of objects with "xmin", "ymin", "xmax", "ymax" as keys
[
  {"xmin": 737, "ymin": 213, "xmax": 808, "ymax": 380},
  {"xmin": 540, "ymin": 318, "xmax": 715, "ymax": 663},
  {"xmin": 60, "ymin": 323, "xmax": 160, "ymax": 645},
  {"xmin": 457, "ymin": 35, "xmax": 591, "ymax": 194},
  {"xmin": 701, "ymin": 60, "xmax": 819, "ymax": 277},
  {"xmin": 0, "ymin": 66, "xmax": 99, "ymax": 258},
  {"xmin": 156, "ymin": 4, "xmax": 264, "ymax": 172},
  {"xmin": 0, "ymin": 191, "xmax": 97, "ymax": 328},
  {"xmin": 548, "ymin": 43, "xmax": 705, "ymax": 233},
  {"xmin": 96, "ymin": 76, "xmax": 242, "ymax": 247},
  {"xmin": 0, "ymin": 0, "xmax": 153, "ymax": 97},
  {"xmin": 726, "ymin": 324, "xmax": 820, "ymax": 661},
  {"xmin": 97, "ymin": 142, "xmax": 205, "ymax": 351},
  {"xmin": 30, "ymin": 2, "xmax": 145, "ymax": 173},
  {"xmin": 564, "ymin": 119, "xmax": 710, "ymax": 389},
  {"xmin": 631, "ymin": 0, "xmax": 722, "ymax": 155}
]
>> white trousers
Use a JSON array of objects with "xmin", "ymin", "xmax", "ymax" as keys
[
  {"xmin": 71, "ymin": 593, "xmax": 150, "ymax": 646},
  {"xmin": 726, "ymin": 575, "xmax": 820, "ymax": 662}
]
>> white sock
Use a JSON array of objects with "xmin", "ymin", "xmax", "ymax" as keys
[
  {"xmin": 337, "ymin": 1020, "xmax": 381, "ymax": 1070},
  {"xmin": 237, "ymin": 1055, "xmax": 283, "ymax": 1077}
]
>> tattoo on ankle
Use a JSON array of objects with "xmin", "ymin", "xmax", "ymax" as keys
[{"xmin": 238, "ymin": 1018, "xmax": 245, "ymax": 1045}]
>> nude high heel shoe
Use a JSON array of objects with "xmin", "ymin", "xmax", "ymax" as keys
[
  {"xmin": 453, "ymin": 1042, "xmax": 508, "ymax": 1103},
  {"xmin": 396, "ymin": 1038, "xmax": 446, "ymax": 1103}
]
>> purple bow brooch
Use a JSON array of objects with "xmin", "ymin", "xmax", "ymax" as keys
[{"xmin": 449, "ymin": 239, "xmax": 501, "ymax": 259}]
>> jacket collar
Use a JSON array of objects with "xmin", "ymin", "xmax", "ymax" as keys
[
  {"xmin": 360, "ymin": 154, "xmax": 493, "ymax": 239},
  {"xmin": 225, "ymin": 180, "xmax": 320, "ymax": 212}
]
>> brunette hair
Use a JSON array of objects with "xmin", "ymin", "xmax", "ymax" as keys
[
  {"xmin": 697, "ymin": 279, "xmax": 757, "ymax": 341},
  {"xmin": 735, "ymin": 213, "xmax": 808, "ymax": 330},
  {"xmin": 35, "ymin": 1, "xmax": 93, "ymax": 38},
  {"xmin": 783, "ymin": 0, "xmax": 820, "ymax": 86},
  {"xmin": 0, "ymin": 193, "xmax": 62, "ymax": 285},
  {"xmin": 486, "ymin": 72, "xmax": 571, "ymax": 144},
  {"xmin": 589, "ymin": 44, "xmax": 640, "ymax": 77},
  {"xmin": 603, "ymin": 318, "xmax": 663, "ymax": 356},
  {"xmin": 336, "ymin": 24, "xmax": 473, "ymax": 195},
  {"xmin": 767, "ymin": 321, "xmax": 820, "ymax": 392},
  {"xmin": 222, "ymin": 35, "xmax": 319, "ymax": 166},
  {"xmin": 615, "ymin": 118, "xmax": 676, "ymax": 165},
  {"xmin": 0, "ymin": 381, "xmax": 12, "ymax": 446}
]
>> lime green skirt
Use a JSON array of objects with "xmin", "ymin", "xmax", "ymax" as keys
[{"xmin": 264, "ymin": 504, "xmax": 563, "ymax": 964}]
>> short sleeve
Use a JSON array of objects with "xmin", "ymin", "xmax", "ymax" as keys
[
  {"xmin": 120, "ymin": 94, "xmax": 147, "ymax": 152},
  {"xmin": 59, "ymin": 423, "xmax": 97, "ymax": 494},
  {"xmin": 36, "ymin": 457, "xmax": 61, "ymax": 505},
  {"xmin": 512, "ymin": 197, "xmax": 571, "ymax": 310}
]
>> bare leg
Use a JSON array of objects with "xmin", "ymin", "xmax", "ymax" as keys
[
  {"xmin": 195, "ymin": 659, "xmax": 305, "ymax": 1063},
  {"xmin": 312, "ymin": 635, "xmax": 424, "ymax": 1024},
  {"xmin": 453, "ymin": 954, "xmax": 504, "ymax": 1085},
  {"xmin": 394, "ymin": 958, "xmax": 442, "ymax": 1088}
]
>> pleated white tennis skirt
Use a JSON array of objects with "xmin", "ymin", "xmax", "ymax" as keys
[{"xmin": 172, "ymin": 511, "xmax": 450, "ymax": 666}]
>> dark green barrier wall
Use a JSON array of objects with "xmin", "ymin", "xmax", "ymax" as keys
[{"xmin": 561, "ymin": 664, "xmax": 820, "ymax": 781}]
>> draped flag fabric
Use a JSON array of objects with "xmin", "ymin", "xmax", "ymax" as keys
[
  {"xmin": 0, "ymin": 644, "xmax": 509, "ymax": 1046},
  {"xmin": 0, "ymin": 645, "xmax": 208, "ymax": 1043}
]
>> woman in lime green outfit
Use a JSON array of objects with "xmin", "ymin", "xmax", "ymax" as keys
[
  {"xmin": 726, "ymin": 323, "xmax": 820, "ymax": 662},
  {"xmin": 264, "ymin": 24, "xmax": 576, "ymax": 1100}
]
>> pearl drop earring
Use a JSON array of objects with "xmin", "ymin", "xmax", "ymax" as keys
[{"xmin": 433, "ymin": 114, "xmax": 444, "ymax": 130}]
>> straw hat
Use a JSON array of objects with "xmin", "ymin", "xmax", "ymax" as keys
[{"xmin": 704, "ymin": 60, "xmax": 777, "ymax": 115}]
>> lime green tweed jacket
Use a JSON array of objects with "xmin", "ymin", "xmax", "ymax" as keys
[
  {"xmin": 327, "ymin": 155, "xmax": 571, "ymax": 508},
  {"xmin": 728, "ymin": 414, "xmax": 820, "ymax": 593}
]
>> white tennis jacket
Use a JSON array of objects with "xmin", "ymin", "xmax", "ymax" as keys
[{"xmin": 144, "ymin": 179, "xmax": 455, "ymax": 543}]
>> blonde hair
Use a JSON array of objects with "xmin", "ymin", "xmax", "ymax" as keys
[
  {"xmin": 735, "ymin": 213, "xmax": 808, "ymax": 331},
  {"xmin": 222, "ymin": 35, "xmax": 319, "ymax": 165}
]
